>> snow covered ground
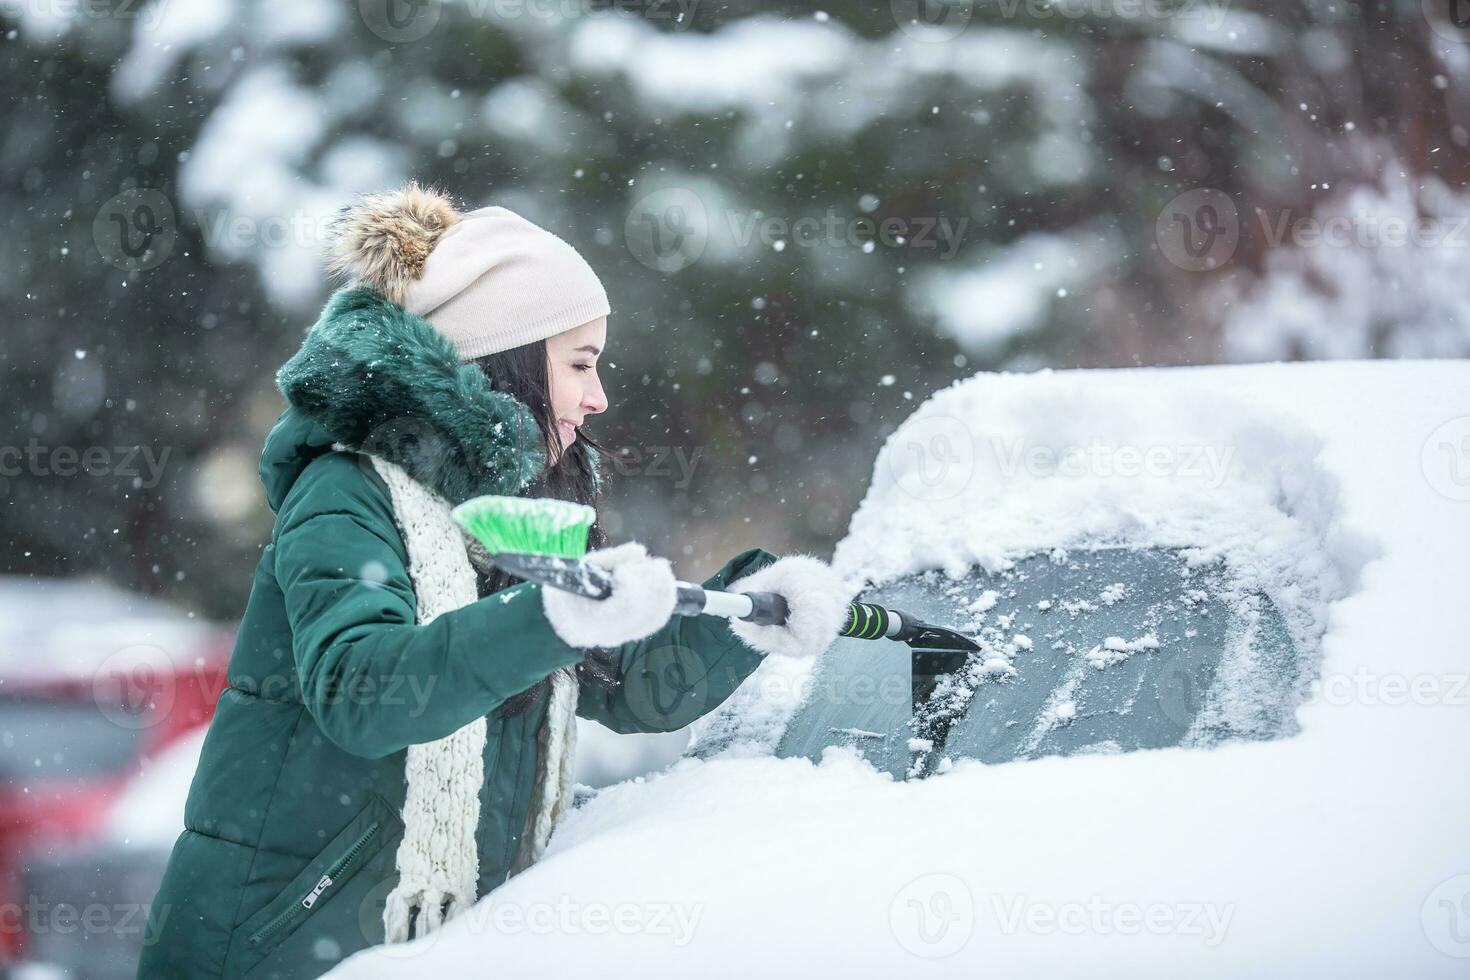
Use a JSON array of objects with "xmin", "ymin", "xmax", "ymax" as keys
[{"xmin": 319, "ymin": 360, "xmax": 1469, "ymax": 977}]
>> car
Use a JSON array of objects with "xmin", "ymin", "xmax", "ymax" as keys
[
  {"xmin": 0, "ymin": 576, "xmax": 230, "ymax": 977},
  {"xmin": 324, "ymin": 360, "xmax": 1470, "ymax": 979}
]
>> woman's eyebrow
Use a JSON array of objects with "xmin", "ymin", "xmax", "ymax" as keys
[{"xmin": 575, "ymin": 344, "xmax": 602, "ymax": 355}]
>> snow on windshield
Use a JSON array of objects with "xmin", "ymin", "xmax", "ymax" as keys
[{"xmin": 833, "ymin": 366, "xmax": 1365, "ymax": 656}]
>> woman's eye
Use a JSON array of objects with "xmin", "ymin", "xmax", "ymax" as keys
[{"xmin": 574, "ymin": 363, "xmax": 593, "ymax": 372}]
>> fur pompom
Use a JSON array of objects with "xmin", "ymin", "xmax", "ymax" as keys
[{"xmin": 327, "ymin": 182, "xmax": 461, "ymax": 304}]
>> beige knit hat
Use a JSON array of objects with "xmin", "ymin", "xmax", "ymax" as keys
[{"xmin": 327, "ymin": 182, "xmax": 610, "ymax": 361}]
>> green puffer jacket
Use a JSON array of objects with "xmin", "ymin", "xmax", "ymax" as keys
[{"xmin": 138, "ymin": 287, "xmax": 776, "ymax": 979}]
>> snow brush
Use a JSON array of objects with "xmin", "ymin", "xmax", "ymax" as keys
[{"xmin": 451, "ymin": 494, "xmax": 980, "ymax": 652}]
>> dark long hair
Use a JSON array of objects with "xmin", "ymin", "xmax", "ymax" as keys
[{"xmin": 472, "ymin": 340, "xmax": 617, "ymax": 717}]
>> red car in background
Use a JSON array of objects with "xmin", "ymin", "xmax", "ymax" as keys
[{"xmin": 0, "ymin": 575, "xmax": 231, "ymax": 976}]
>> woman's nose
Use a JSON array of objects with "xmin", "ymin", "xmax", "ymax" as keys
[{"xmin": 584, "ymin": 376, "xmax": 608, "ymax": 415}]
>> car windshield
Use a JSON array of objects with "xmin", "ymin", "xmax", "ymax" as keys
[{"xmin": 769, "ymin": 547, "xmax": 1304, "ymax": 779}]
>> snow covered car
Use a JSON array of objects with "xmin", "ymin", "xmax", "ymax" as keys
[{"xmin": 326, "ymin": 361, "xmax": 1469, "ymax": 978}]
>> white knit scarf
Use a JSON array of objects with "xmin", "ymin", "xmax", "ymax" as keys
[{"xmin": 366, "ymin": 455, "xmax": 579, "ymax": 944}]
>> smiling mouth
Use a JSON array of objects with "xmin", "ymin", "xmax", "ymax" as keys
[{"xmin": 558, "ymin": 421, "xmax": 578, "ymax": 444}]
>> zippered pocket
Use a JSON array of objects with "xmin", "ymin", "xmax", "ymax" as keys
[
  {"xmin": 247, "ymin": 819, "xmax": 382, "ymax": 947},
  {"xmin": 233, "ymin": 793, "xmax": 402, "ymax": 971}
]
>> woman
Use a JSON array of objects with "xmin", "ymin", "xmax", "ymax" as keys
[{"xmin": 139, "ymin": 184, "xmax": 851, "ymax": 979}]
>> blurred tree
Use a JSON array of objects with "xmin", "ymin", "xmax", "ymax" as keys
[{"xmin": 3, "ymin": 0, "xmax": 1465, "ymax": 616}]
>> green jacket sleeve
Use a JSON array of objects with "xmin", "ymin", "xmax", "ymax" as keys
[
  {"xmin": 273, "ymin": 452, "xmax": 588, "ymax": 759},
  {"xmin": 575, "ymin": 547, "xmax": 780, "ymax": 734}
]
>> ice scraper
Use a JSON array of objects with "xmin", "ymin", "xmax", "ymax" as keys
[{"xmin": 450, "ymin": 494, "xmax": 981, "ymax": 654}]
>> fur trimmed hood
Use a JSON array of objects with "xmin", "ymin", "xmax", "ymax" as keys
[{"xmin": 265, "ymin": 285, "xmax": 546, "ymax": 511}]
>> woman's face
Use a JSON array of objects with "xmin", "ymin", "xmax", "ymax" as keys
[{"xmin": 545, "ymin": 316, "xmax": 609, "ymax": 462}]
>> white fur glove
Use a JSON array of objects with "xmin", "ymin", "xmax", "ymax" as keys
[
  {"xmin": 727, "ymin": 555, "xmax": 854, "ymax": 658},
  {"xmin": 542, "ymin": 542, "xmax": 678, "ymax": 648}
]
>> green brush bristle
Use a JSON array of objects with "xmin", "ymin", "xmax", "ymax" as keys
[{"xmin": 450, "ymin": 495, "xmax": 596, "ymax": 559}]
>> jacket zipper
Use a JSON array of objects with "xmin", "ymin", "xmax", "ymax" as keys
[{"xmin": 248, "ymin": 820, "xmax": 382, "ymax": 947}]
